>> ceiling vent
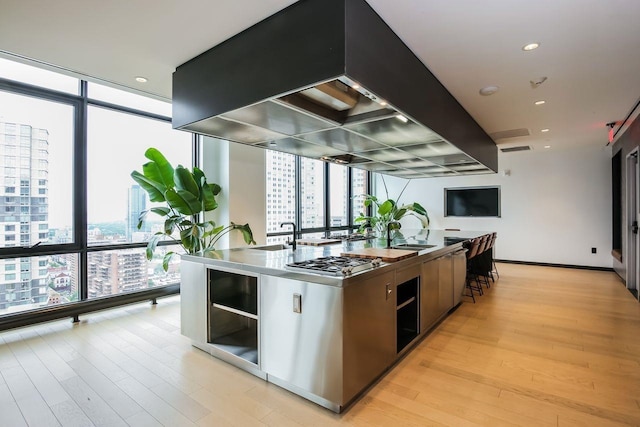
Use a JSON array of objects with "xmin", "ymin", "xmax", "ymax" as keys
[
  {"xmin": 490, "ymin": 128, "xmax": 531, "ymax": 140},
  {"xmin": 500, "ymin": 146, "xmax": 531, "ymax": 153}
]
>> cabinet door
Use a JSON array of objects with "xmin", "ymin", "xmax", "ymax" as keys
[
  {"xmin": 438, "ymin": 254, "xmax": 454, "ymax": 315},
  {"xmin": 421, "ymin": 257, "xmax": 440, "ymax": 330},
  {"xmin": 452, "ymin": 250, "xmax": 467, "ymax": 306},
  {"xmin": 343, "ymin": 270, "xmax": 396, "ymax": 402},
  {"xmin": 260, "ymin": 275, "xmax": 343, "ymax": 405},
  {"xmin": 180, "ymin": 260, "xmax": 207, "ymax": 343}
]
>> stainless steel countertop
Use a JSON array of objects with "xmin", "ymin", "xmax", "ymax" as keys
[{"xmin": 180, "ymin": 229, "xmax": 491, "ymax": 287}]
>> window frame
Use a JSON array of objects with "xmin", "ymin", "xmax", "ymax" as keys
[
  {"xmin": 266, "ymin": 153, "xmax": 370, "ymax": 240},
  {"xmin": 0, "ymin": 70, "xmax": 195, "ymax": 327}
]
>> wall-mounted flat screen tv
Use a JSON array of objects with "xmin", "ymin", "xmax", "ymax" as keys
[{"xmin": 444, "ymin": 186, "xmax": 501, "ymax": 217}]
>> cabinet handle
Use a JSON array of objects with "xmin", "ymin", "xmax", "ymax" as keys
[{"xmin": 386, "ymin": 284, "xmax": 392, "ymax": 300}]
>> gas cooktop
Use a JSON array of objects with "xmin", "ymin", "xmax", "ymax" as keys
[{"xmin": 285, "ymin": 256, "xmax": 381, "ymax": 277}]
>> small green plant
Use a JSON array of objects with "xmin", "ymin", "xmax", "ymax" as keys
[
  {"xmin": 131, "ymin": 148, "xmax": 255, "ymax": 270},
  {"xmin": 355, "ymin": 177, "xmax": 429, "ymax": 235}
]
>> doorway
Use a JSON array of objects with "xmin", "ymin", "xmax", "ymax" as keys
[{"xmin": 626, "ymin": 149, "xmax": 639, "ymax": 300}]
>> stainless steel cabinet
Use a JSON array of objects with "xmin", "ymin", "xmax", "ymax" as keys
[
  {"xmin": 422, "ymin": 252, "xmax": 459, "ymax": 331},
  {"xmin": 452, "ymin": 249, "xmax": 467, "ymax": 306},
  {"xmin": 180, "ymin": 260, "xmax": 207, "ymax": 343},
  {"xmin": 438, "ymin": 253, "xmax": 454, "ymax": 316},
  {"xmin": 421, "ymin": 257, "xmax": 440, "ymax": 330},
  {"xmin": 260, "ymin": 275, "xmax": 344, "ymax": 407},
  {"xmin": 343, "ymin": 270, "xmax": 396, "ymax": 402}
]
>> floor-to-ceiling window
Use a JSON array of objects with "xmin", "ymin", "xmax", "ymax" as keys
[
  {"xmin": 0, "ymin": 57, "xmax": 192, "ymax": 322},
  {"xmin": 265, "ymin": 150, "xmax": 369, "ymax": 242}
]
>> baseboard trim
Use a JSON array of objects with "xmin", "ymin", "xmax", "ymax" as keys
[{"xmin": 495, "ymin": 259, "xmax": 614, "ymax": 272}]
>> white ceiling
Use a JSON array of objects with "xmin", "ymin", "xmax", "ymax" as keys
[{"xmin": 1, "ymin": 0, "xmax": 639, "ymax": 153}]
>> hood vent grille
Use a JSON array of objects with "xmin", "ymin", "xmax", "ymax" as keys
[
  {"xmin": 500, "ymin": 146, "xmax": 531, "ymax": 153},
  {"xmin": 172, "ymin": 0, "xmax": 498, "ymax": 177}
]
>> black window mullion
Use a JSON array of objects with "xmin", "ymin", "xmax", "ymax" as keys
[
  {"xmin": 295, "ymin": 156, "xmax": 302, "ymax": 239},
  {"xmin": 347, "ymin": 166, "xmax": 353, "ymax": 230},
  {"xmin": 77, "ymin": 81, "xmax": 89, "ymax": 300},
  {"xmin": 324, "ymin": 161, "xmax": 330, "ymax": 236}
]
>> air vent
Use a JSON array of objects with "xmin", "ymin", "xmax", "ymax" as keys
[
  {"xmin": 490, "ymin": 128, "xmax": 530, "ymax": 140},
  {"xmin": 500, "ymin": 146, "xmax": 531, "ymax": 153}
]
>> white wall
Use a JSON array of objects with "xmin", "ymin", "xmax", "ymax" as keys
[
  {"xmin": 379, "ymin": 146, "xmax": 612, "ymax": 267},
  {"xmin": 202, "ymin": 137, "xmax": 267, "ymax": 249}
]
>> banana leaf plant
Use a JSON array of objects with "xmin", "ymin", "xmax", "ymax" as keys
[
  {"xmin": 131, "ymin": 148, "xmax": 255, "ymax": 270},
  {"xmin": 355, "ymin": 176, "xmax": 429, "ymax": 235}
]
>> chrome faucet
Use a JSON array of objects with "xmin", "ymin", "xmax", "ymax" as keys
[
  {"xmin": 280, "ymin": 222, "xmax": 297, "ymax": 250},
  {"xmin": 387, "ymin": 221, "xmax": 400, "ymax": 249}
]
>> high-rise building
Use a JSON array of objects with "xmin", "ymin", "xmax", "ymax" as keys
[
  {"xmin": 0, "ymin": 121, "xmax": 50, "ymax": 311},
  {"xmin": 127, "ymin": 184, "xmax": 147, "ymax": 240},
  {"xmin": 266, "ymin": 151, "xmax": 296, "ymax": 233},
  {"xmin": 87, "ymin": 249, "xmax": 148, "ymax": 298}
]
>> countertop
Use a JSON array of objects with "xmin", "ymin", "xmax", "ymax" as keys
[{"xmin": 180, "ymin": 229, "xmax": 491, "ymax": 287}]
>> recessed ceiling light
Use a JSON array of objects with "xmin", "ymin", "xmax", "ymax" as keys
[
  {"xmin": 135, "ymin": 76, "xmax": 148, "ymax": 83},
  {"xmin": 534, "ymin": 100, "xmax": 546, "ymax": 105},
  {"xmin": 541, "ymin": 128, "xmax": 550, "ymax": 132},
  {"xmin": 379, "ymin": 101, "xmax": 388, "ymax": 106},
  {"xmin": 479, "ymin": 85, "xmax": 499, "ymax": 96},
  {"xmin": 395, "ymin": 114, "xmax": 408, "ymax": 123},
  {"xmin": 544, "ymin": 145, "xmax": 551, "ymax": 149},
  {"xmin": 522, "ymin": 42, "xmax": 540, "ymax": 51},
  {"xmin": 351, "ymin": 84, "xmax": 360, "ymax": 89}
]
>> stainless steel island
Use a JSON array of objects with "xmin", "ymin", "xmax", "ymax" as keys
[{"xmin": 179, "ymin": 229, "xmax": 490, "ymax": 412}]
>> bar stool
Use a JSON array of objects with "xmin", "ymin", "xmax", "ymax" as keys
[
  {"xmin": 473, "ymin": 234, "xmax": 491, "ymax": 289},
  {"xmin": 464, "ymin": 237, "xmax": 483, "ymax": 302}
]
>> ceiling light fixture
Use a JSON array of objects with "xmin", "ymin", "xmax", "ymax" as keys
[
  {"xmin": 479, "ymin": 85, "xmax": 499, "ymax": 96},
  {"xmin": 395, "ymin": 114, "xmax": 408, "ymax": 123},
  {"xmin": 379, "ymin": 100, "xmax": 388, "ymax": 106},
  {"xmin": 541, "ymin": 128, "xmax": 550, "ymax": 132},
  {"xmin": 544, "ymin": 145, "xmax": 551, "ymax": 149},
  {"xmin": 534, "ymin": 100, "xmax": 546, "ymax": 105},
  {"xmin": 522, "ymin": 42, "xmax": 540, "ymax": 51},
  {"xmin": 135, "ymin": 76, "xmax": 148, "ymax": 83},
  {"xmin": 351, "ymin": 84, "xmax": 360, "ymax": 89}
]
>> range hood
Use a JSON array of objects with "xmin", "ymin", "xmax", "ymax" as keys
[{"xmin": 172, "ymin": 0, "xmax": 498, "ymax": 178}]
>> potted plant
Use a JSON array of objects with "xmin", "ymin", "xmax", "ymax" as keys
[
  {"xmin": 131, "ymin": 148, "xmax": 255, "ymax": 270},
  {"xmin": 354, "ymin": 177, "xmax": 429, "ymax": 236}
]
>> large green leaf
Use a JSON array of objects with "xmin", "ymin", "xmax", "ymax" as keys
[
  {"xmin": 201, "ymin": 186, "xmax": 217, "ymax": 212},
  {"xmin": 174, "ymin": 166, "xmax": 200, "ymax": 199},
  {"xmin": 136, "ymin": 210, "xmax": 149, "ymax": 230},
  {"xmin": 192, "ymin": 167, "xmax": 206, "ymax": 191},
  {"xmin": 393, "ymin": 208, "xmax": 407, "ymax": 220},
  {"xmin": 180, "ymin": 225, "xmax": 204, "ymax": 253},
  {"xmin": 408, "ymin": 202, "xmax": 427, "ymax": 216},
  {"xmin": 131, "ymin": 170, "xmax": 166, "ymax": 202},
  {"xmin": 162, "ymin": 251, "xmax": 175, "ymax": 272},
  {"xmin": 165, "ymin": 189, "xmax": 202, "ymax": 215},
  {"xmin": 150, "ymin": 207, "xmax": 171, "ymax": 217},
  {"xmin": 210, "ymin": 183, "xmax": 221, "ymax": 196},
  {"xmin": 146, "ymin": 233, "xmax": 163, "ymax": 260},
  {"xmin": 378, "ymin": 199, "xmax": 394, "ymax": 216},
  {"xmin": 231, "ymin": 222, "xmax": 256, "ymax": 245},
  {"xmin": 143, "ymin": 148, "xmax": 174, "ymax": 189}
]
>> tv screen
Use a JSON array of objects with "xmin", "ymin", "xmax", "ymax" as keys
[{"xmin": 445, "ymin": 186, "xmax": 500, "ymax": 217}]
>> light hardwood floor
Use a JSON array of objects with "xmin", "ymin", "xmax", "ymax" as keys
[{"xmin": 1, "ymin": 263, "xmax": 640, "ymax": 426}]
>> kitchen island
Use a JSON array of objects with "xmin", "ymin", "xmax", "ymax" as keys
[{"xmin": 180, "ymin": 229, "xmax": 490, "ymax": 412}]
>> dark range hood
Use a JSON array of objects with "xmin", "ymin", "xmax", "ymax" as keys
[{"xmin": 172, "ymin": 0, "xmax": 498, "ymax": 178}]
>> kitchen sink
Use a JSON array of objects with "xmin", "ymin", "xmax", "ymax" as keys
[
  {"xmin": 251, "ymin": 244, "xmax": 289, "ymax": 251},
  {"xmin": 391, "ymin": 243, "xmax": 437, "ymax": 250}
]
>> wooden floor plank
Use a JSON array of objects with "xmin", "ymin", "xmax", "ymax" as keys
[{"xmin": 1, "ymin": 266, "xmax": 640, "ymax": 426}]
